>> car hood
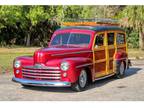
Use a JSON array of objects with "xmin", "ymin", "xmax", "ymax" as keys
[{"xmin": 33, "ymin": 46, "xmax": 91, "ymax": 64}]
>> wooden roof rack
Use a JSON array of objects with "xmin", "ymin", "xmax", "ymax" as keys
[{"xmin": 62, "ymin": 18, "xmax": 119, "ymax": 26}]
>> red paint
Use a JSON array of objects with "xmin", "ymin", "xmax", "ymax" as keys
[{"xmin": 114, "ymin": 50, "xmax": 128, "ymax": 60}]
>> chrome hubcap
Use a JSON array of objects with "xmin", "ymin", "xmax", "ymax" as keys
[
  {"xmin": 120, "ymin": 62, "xmax": 124, "ymax": 75},
  {"xmin": 79, "ymin": 70, "xmax": 87, "ymax": 88}
]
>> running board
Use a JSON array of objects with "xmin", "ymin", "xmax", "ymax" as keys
[{"xmin": 94, "ymin": 73, "xmax": 115, "ymax": 81}]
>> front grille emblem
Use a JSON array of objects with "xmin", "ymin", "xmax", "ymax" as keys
[{"xmin": 34, "ymin": 64, "xmax": 43, "ymax": 69}]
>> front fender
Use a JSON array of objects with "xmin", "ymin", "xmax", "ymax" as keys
[
  {"xmin": 13, "ymin": 56, "xmax": 34, "ymax": 78},
  {"xmin": 47, "ymin": 57, "xmax": 93, "ymax": 83},
  {"xmin": 114, "ymin": 51, "xmax": 127, "ymax": 60},
  {"xmin": 64, "ymin": 57, "xmax": 93, "ymax": 83},
  {"xmin": 15, "ymin": 56, "xmax": 34, "ymax": 66}
]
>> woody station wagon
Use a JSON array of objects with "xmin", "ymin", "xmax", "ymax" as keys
[{"xmin": 12, "ymin": 19, "xmax": 131, "ymax": 92}]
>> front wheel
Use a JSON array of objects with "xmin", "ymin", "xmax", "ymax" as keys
[{"xmin": 71, "ymin": 69, "xmax": 88, "ymax": 92}]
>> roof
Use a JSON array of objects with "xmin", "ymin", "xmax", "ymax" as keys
[{"xmin": 58, "ymin": 26, "xmax": 125, "ymax": 32}]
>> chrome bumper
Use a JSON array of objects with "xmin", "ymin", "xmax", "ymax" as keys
[{"xmin": 12, "ymin": 77, "xmax": 71, "ymax": 87}]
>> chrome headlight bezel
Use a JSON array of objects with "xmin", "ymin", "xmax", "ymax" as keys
[
  {"xmin": 60, "ymin": 61, "xmax": 70, "ymax": 71},
  {"xmin": 14, "ymin": 60, "xmax": 21, "ymax": 68}
]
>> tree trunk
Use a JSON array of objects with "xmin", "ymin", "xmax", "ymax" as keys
[
  {"xmin": 26, "ymin": 26, "xmax": 32, "ymax": 46},
  {"xmin": 26, "ymin": 33, "xmax": 30, "ymax": 46},
  {"xmin": 139, "ymin": 31, "xmax": 144, "ymax": 50}
]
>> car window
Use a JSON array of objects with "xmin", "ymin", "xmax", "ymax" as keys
[
  {"xmin": 51, "ymin": 33, "xmax": 69, "ymax": 45},
  {"xmin": 117, "ymin": 33, "xmax": 125, "ymax": 44},
  {"xmin": 68, "ymin": 33, "xmax": 90, "ymax": 45},
  {"xmin": 50, "ymin": 33, "xmax": 91, "ymax": 47},
  {"xmin": 95, "ymin": 34, "xmax": 104, "ymax": 46},
  {"xmin": 107, "ymin": 33, "xmax": 114, "ymax": 45}
]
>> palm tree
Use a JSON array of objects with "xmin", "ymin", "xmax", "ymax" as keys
[{"xmin": 120, "ymin": 6, "xmax": 144, "ymax": 50}]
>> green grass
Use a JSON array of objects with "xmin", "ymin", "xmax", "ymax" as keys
[
  {"xmin": 0, "ymin": 47, "xmax": 144, "ymax": 74},
  {"xmin": 128, "ymin": 49, "xmax": 144, "ymax": 59},
  {"xmin": 0, "ymin": 47, "xmax": 40, "ymax": 74}
]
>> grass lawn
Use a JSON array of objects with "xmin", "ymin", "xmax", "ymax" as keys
[
  {"xmin": 0, "ymin": 47, "xmax": 40, "ymax": 74},
  {"xmin": 128, "ymin": 49, "xmax": 144, "ymax": 59},
  {"xmin": 0, "ymin": 47, "xmax": 144, "ymax": 74}
]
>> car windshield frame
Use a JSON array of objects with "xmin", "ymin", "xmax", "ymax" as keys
[{"xmin": 50, "ymin": 33, "xmax": 91, "ymax": 48}]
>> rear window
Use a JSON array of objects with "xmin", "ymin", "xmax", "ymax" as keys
[
  {"xmin": 107, "ymin": 33, "xmax": 114, "ymax": 45},
  {"xmin": 117, "ymin": 33, "xmax": 125, "ymax": 44}
]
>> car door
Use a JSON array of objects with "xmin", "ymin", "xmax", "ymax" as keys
[
  {"xmin": 107, "ymin": 32, "xmax": 116, "ymax": 74},
  {"xmin": 93, "ymin": 32, "xmax": 107, "ymax": 78}
]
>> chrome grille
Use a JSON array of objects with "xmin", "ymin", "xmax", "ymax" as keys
[{"xmin": 22, "ymin": 66, "xmax": 61, "ymax": 81}]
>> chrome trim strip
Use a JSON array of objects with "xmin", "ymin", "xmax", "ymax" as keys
[
  {"xmin": 76, "ymin": 63, "xmax": 93, "ymax": 68},
  {"xmin": 23, "ymin": 66, "xmax": 60, "ymax": 70},
  {"xmin": 22, "ymin": 72, "xmax": 60, "ymax": 76},
  {"xmin": 94, "ymin": 73, "xmax": 115, "ymax": 81},
  {"xmin": 23, "ymin": 75, "xmax": 61, "ymax": 79},
  {"xmin": 52, "ymin": 51, "xmax": 92, "ymax": 56},
  {"xmin": 22, "ymin": 69, "xmax": 60, "ymax": 73},
  {"xmin": 12, "ymin": 77, "xmax": 71, "ymax": 87},
  {"xmin": 94, "ymin": 59, "xmax": 106, "ymax": 63}
]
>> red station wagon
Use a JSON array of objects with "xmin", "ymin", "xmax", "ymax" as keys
[{"xmin": 12, "ymin": 19, "xmax": 131, "ymax": 92}]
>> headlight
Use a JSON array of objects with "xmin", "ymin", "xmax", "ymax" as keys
[
  {"xmin": 14, "ymin": 60, "xmax": 21, "ymax": 68},
  {"xmin": 60, "ymin": 62, "xmax": 69, "ymax": 71}
]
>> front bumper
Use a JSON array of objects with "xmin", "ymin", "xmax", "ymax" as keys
[{"xmin": 12, "ymin": 77, "xmax": 71, "ymax": 87}]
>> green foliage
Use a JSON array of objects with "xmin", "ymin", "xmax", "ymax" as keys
[
  {"xmin": 126, "ymin": 28, "xmax": 139, "ymax": 48},
  {"xmin": 0, "ymin": 5, "xmax": 142, "ymax": 49},
  {"xmin": 0, "ymin": 6, "xmax": 23, "ymax": 27},
  {"xmin": 26, "ymin": 6, "xmax": 48, "ymax": 25},
  {"xmin": 119, "ymin": 6, "xmax": 144, "ymax": 49},
  {"xmin": 120, "ymin": 6, "xmax": 144, "ymax": 30},
  {"xmin": 0, "ymin": 5, "xmax": 61, "ymax": 47}
]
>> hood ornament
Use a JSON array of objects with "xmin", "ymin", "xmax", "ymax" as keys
[{"xmin": 34, "ymin": 64, "xmax": 44, "ymax": 69}]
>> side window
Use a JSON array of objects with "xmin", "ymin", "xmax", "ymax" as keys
[
  {"xmin": 107, "ymin": 33, "xmax": 114, "ymax": 45},
  {"xmin": 117, "ymin": 33, "xmax": 125, "ymax": 44},
  {"xmin": 95, "ymin": 34, "xmax": 104, "ymax": 46}
]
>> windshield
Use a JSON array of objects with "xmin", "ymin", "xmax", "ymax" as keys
[{"xmin": 50, "ymin": 33, "xmax": 91, "ymax": 48}]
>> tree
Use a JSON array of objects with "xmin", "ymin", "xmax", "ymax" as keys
[
  {"xmin": 119, "ymin": 6, "xmax": 144, "ymax": 50},
  {"xmin": 0, "ymin": 5, "xmax": 61, "ymax": 47},
  {"xmin": 0, "ymin": 6, "xmax": 24, "ymax": 46},
  {"xmin": 1, "ymin": 5, "xmax": 139, "ymax": 48},
  {"xmin": 0, "ymin": 6, "xmax": 23, "ymax": 27},
  {"xmin": 24, "ymin": 6, "xmax": 49, "ymax": 46}
]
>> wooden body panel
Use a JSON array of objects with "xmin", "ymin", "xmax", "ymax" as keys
[{"xmin": 92, "ymin": 30, "xmax": 127, "ymax": 81}]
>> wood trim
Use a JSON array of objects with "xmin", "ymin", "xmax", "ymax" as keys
[
  {"xmin": 108, "ymin": 45, "xmax": 115, "ymax": 49},
  {"xmin": 94, "ymin": 73, "xmax": 115, "ymax": 81},
  {"xmin": 117, "ymin": 44, "xmax": 126, "ymax": 48},
  {"xmin": 125, "ymin": 32, "xmax": 128, "ymax": 54},
  {"xmin": 107, "ymin": 30, "xmax": 125, "ymax": 34},
  {"xmin": 108, "ymin": 69, "xmax": 114, "ymax": 74},
  {"xmin": 92, "ymin": 32, "xmax": 107, "ymax": 79},
  {"xmin": 94, "ymin": 59, "xmax": 106, "ymax": 63},
  {"xmin": 105, "ymin": 31, "xmax": 109, "ymax": 75},
  {"xmin": 95, "ymin": 71, "xmax": 106, "ymax": 78},
  {"xmin": 109, "ymin": 57, "xmax": 113, "ymax": 61},
  {"xmin": 92, "ymin": 30, "xmax": 127, "ymax": 81},
  {"xmin": 94, "ymin": 46, "xmax": 105, "ymax": 51}
]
